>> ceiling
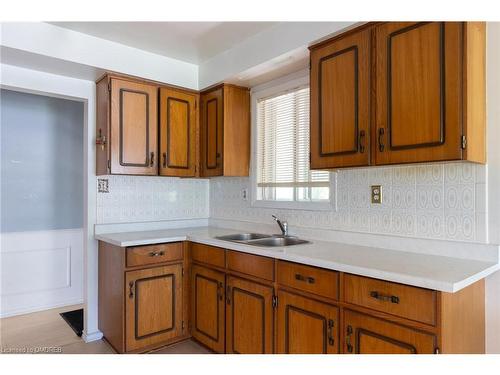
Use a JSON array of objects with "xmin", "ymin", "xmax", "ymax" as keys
[{"xmin": 49, "ymin": 22, "xmax": 279, "ymax": 64}]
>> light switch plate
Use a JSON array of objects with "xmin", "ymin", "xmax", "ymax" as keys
[{"xmin": 371, "ymin": 185, "xmax": 382, "ymax": 204}]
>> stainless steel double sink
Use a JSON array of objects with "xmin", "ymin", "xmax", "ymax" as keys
[{"xmin": 215, "ymin": 233, "xmax": 310, "ymax": 247}]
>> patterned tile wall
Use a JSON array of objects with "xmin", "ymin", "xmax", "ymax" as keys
[
  {"xmin": 96, "ymin": 175, "xmax": 209, "ymax": 224},
  {"xmin": 210, "ymin": 163, "xmax": 488, "ymax": 242}
]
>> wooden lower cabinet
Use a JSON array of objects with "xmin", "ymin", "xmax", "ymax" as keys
[
  {"xmin": 225, "ymin": 276, "xmax": 274, "ymax": 354},
  {"xmin": 125, "ymin": 265, "xmax": 183, "ymax": 352},
  {"xmin": 343, "ymin": 310, "xmax": 436, "ymax": 354},
  {"xmin": 191, "ymin": 264, "xmax": 225, "ymax": 353},
  {"xmin": 276, "ymin": 291, "xmax": 339, "ymax": 354}
]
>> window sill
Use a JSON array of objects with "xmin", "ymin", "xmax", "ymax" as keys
[{"xmin": 250, "ymin": 199, "xmax": 334, "ymax": 211}]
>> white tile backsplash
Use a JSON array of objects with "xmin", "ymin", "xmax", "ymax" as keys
[
  {"xmin": 209, "ymin": 163, "xmax": 488, "ymax": 242},
  {"xmin": 96, "ymin": 175, "xmax": 209, "ymax": 224}
]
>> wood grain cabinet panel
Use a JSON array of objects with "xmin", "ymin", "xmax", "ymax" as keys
[
  {"xmin": 126, "ymin": 242, "xmax": 183, "ymax": 268},
  {"xmin": 190, "ymin": 243, "xmax": 225, "ymax": 269},
  {"xmin": 343, "ymin": 310, "xmax": 437, "ymax": 354},
  {"xmin": 110, "ymin": 78, "xmax": 158, "ymax": 175},
  {"xmin": 125, "ymin": 264, "xmax": 183, "ymax": 352},
  {"xmin": 191, "ymin": 264, "xmax": 226, "ymax": 353},
  {"xmin": 344, "ymin": 274, "xmax": 437, "ymax": 325},
  {"xmin": 159, "ymin": 88, "xmax": 198, "ymax": 177},
  {"xmin": 200, "ymin": 84, "xmax": 250, "ymax": 177},
  {"xmin": 310, "ymin": 27, "xmax": 371, "ymax": 169},
  {"xmin": 226, "ymin": 250, "xmax": 275, "ymax": 281},
  {"xmin": 277, "ymin": 291, "xmax": 339, "ymax": 354},
  {"xmin": 374, "ymin": 22, "xmax": 470, "ymax": 165},
  {"xmin": 225, "ymin": 276, "xmax": 274, "ymax": 354}
]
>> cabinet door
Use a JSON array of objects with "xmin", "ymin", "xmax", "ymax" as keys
[
  {"xmin": 375, "ymin": 22, "xmax": 462, "ymax": 165},
  {"xmin": 310, "ymin": 27, "xmax": 371, "ymax": 169},
  {"xmin": 200, "ymin": 88, "xmax": 223, "ymax": 177},
  {"xmin": 276, "ymin": 291, "xmax": 338, "ymax": 354},
  {"xmin": 226, "ymin": 276, "xmax": 274, "ymax": 354},
  {"xmin": 343, "ymin": 310, "xmax": 436, "ymax": 354},
  {"xmin": 125, "ymin": 264, "xmax": 183, "ymax": 352},
  {"xmin": 110, "ymin": 78, "xmax": 158, "ymax": 175},
  {"xmin": 159, "ymin": 88, "xmax": 198, "ymax": 177},
  {"xmin": 191, "ymin": 264, "xmax": 225, "ymax": 352}
]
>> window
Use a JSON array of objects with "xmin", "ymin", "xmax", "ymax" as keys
[{"xmin": 255, "ymin": 85, "xmax": 330, "ymax": 205}]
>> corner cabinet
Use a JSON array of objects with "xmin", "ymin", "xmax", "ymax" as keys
[
  {"xmin": 200, "ymin": 84, "xmax": 250, "ymax": 177},
  {"xmin": 96, "ymin": 76, "xmax": 158, "ymax": 175},
  {"xmin": 309, "ymin": 22, "xmax": 486, "ymax": 169}
]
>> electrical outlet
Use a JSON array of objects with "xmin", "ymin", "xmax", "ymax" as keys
[
  {"xmin": 241, "ymin": 188, "xmax": 248, "ymax": 201},
  {"xmin": 371, "ymin": 185, "xmax": 382, "ymax": 204}
]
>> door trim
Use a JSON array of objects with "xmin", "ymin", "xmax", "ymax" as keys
[
  {"xmin": 318, "ymin": 45, "xmax": 359, "ymax": 156},
  {"xmin": 356, "ymin": 328, "xmax": 417, "ymax": 354},
  {"xmin": 386, "ymin": 22, "xmax": 446, "ymax": 150},
  {"xmin": 205, "ymin": 97, "xmax": 219, "ymax": 170}
]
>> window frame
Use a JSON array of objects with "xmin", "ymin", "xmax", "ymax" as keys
[{"xmin": 250, "ymin": 71, "xmax": 336, "ymax": 211}]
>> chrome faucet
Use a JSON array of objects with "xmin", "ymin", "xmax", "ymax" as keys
[{"xmin": 272, "ymin": 215, "xmax": 289, "ymax": 236}]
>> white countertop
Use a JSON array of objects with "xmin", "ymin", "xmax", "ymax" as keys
[{"xmin": 95, "ymin": 226, "xmax": 500, "ymax": 293}]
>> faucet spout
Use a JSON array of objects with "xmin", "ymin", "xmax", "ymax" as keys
[{"xmin": 272, "ymin": 215, "xmax": 289, "ymax": 236}]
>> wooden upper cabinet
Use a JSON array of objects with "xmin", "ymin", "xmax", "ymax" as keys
[
  {"xmin": 225, "ymin": 276, "xmax": 274, "ymax": 354},
  {"xmin": 374, "ymin": 22, "xmax": 486, "ymax": 165},
  {"xmin": 276, "ymin": 291, "xmax": 339, "ymax": 354},
  {"xmin": 191, "ymin": 264, "xmax": 225, "ymax": 353},
  {"xmin": 200, "ymin": 87, "xmax": 224, "ymax": 177},
  {"xmin": 96, "ymin": 76, "xmax": 158, "ymax": 175},
  {"xmin": 125, "ymin": 264, "xmax": 183, "ymax": 352},
  {"xmin": 200, "ymin": 84, "xmax": 250, "ymax": 177},
  {"xmin": 310, "ymin": 27, "xmax": 371, "ymax": 169},
  {"xmin": 159, "ymin": 88, "xmax": 198, "ymax": 177},
  {"xmin": 344, "ymin": 310, "xmax": 436, "ymax": 354}
]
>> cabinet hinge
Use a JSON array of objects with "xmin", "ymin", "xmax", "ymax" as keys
[
  {"xmin": 461, "ymin": 135, "xmax": 467, "ymax": 150},
  {"xmin": 434, "ymin": 347, "xmax": 440, "ymax": 354},
  {"xmin": 182, "ymin": 320, "xmax": 185, "ymax": 331},
  {"xmin": 107, "ymin": 160, "xmax": 111, "ymax": 170},
  {"xmin": 107, "ymin": 82, "xmax": 111, "ymax": 92},
  {"xmin": 182, "ymin": 268, "xmax": 185, "ymax": 277},
  {"xmin": 272, "ymin": 295, "xmax": 278, "ymax": 309}
]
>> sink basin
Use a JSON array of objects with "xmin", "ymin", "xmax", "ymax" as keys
[
  {"xmin": 215, "ymin": 233, "xmax": 272, "ymax": 242},
  {"xmin": 247, "ymin": 236, "xmax": 310, "ymax": 247}
]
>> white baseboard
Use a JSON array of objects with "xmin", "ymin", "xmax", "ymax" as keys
[
  {"xmin": 0, "ymin": 228, "xmax": 84, "ymax": 318},
  {"xmin": 82, "ymin": 330, "xmax": 103, "ymax": 343}
]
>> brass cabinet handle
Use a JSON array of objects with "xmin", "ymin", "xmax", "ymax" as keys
[
  {"xmin": 128, "ymin": 281, "xmax": 134, "ymax": 299},
  {"xmin": 327, "ymin": 319, "xmax": 335, "ymax": 346},
  {"xmin": 346, "ymin": 325, "xmax": 353, "ymax": 353},
  {"xmin": 370, "ymin": 291, "xmax": 400, "ymax": 304},
  {"xmin": 150, "ymin": 151, "xmax": 155, "ymax": 166},
  {"xmin": 359, "ymin": 130, "xmax": 366, "ymax": 153},
  {"xmin": 378, "ymin": 128, "xmax": 385, "ymax": 152},
  {"xmin": 295, "ymin": 274, "xmax": 315, "ymax": 284},
  {"xmin": 148, "ymin": 250, "xmax": 165, "ymax": 257},
  {"xmin": 162, "ymin": 152, "xmax": 167, "ymax": 168},
  {"xmin": 226, "ymin": 285, "xmax": 231, "ymax": 305}
]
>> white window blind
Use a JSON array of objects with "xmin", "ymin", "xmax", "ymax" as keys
[{"xmin": 256, "ymin": 86, "xmax": 329, "ymax": 202}]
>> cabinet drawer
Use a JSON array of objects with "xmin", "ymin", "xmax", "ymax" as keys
[
  {"xmin": 226, "ymin": 251, "xmax": 274, "ymax": 281},
  {"xmin": 277, "ymin": 261, "xmax": 339, "ymax": 300},
  {"xmin": 344, "ymin": 274, "xmax": 437, "ymax": 325},
  {"xmin": 126, "ymin": 243, "xmax": 183, "ymax": 268},
  {"xmin": 190, "ymin": 243, "xmax": 225, "ymax": 268}
]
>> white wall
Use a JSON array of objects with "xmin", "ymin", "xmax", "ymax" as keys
[{"xmin": 0, "ymin": 229, "xmax": 83, "ymax": 317}]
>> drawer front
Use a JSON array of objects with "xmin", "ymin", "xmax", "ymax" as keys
[
  {"xmin": 277, "ymin": 261, "xmax": 339, "ymax": 300},
  {"xmin": 344, "ymin": 274, "xmax": 436, "ymax": 325},
  {"xmin": 226, "ymin": 251, "xmax": 274, "ymax": 281},
  {"xmin": 126, "ymin": 243, "xmax": 183, "ymax": 268},
  {"xmin": 190, "ymin": 243, "xmax": 225, "ymax": 268}
]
